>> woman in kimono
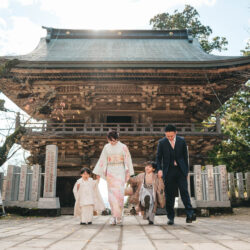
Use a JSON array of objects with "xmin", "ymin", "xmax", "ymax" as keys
[{"xmin": 93, "ymin": 130, "xmax": 134, "ymax": 225}]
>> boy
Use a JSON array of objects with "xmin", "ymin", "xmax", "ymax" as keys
[{"xmin": 128, "ymin": 161, "xmax": 165, "ymax": 224}]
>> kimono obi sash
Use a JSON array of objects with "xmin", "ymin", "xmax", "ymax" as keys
[{"xmin": 107, "ymin": 154, "xmax": 124, "ymax": 166}]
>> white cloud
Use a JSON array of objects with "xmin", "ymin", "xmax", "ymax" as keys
[
  {"xmin": 16, "ymin": 0, "xmax": 37, "ymax": 6},
  {"xmin": 0, "ymin": 0, "xmax": 9, "ymax": 8},
  {"xmin": 0, "ymin": 17, "xmax": 7, "ymax": 28},
  {"xmin": 0, "ymin": 16, "xmax": 45, "ymax": 56},
  {"xmin": 37, "ymin": 0, "xmax": 217, "ymax": 29}
]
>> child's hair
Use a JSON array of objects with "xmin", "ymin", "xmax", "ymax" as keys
[
  {"xmin": 107, "ymin": 130, "xmax": 119, "ymax": 140},
  {"xmin": 145, "ymin": 161, "xmax": 157, "ymax": 170},
  {"xmin": 80, "ymin": 167, "xmax": 91, "ymax": 175}
]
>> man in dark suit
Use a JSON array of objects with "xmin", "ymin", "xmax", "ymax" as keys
[{"xmin": 156, "ymin": 124, "xmax": 196, "ymax": 225}]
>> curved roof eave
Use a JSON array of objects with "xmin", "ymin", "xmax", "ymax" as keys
[{"xmin": 10, "ymin": 55, "xmax": 250, "ymax": 69}]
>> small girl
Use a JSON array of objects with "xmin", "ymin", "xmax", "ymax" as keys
[
  {"xmin": 127, "ymin": 161, "xmax": 165, "ymax": 224},
  {"xmin": 73, "ymin": 167, "xmax": 105, "ymax": 225}
]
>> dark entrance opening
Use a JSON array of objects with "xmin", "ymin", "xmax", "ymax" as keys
[
  {"xmin": 107, "ymin": 116, "xmax": 132, "ymax": 123},
  {"xmin": 56, "ymin": 177, "xmax": 78, "ymax": 209}
]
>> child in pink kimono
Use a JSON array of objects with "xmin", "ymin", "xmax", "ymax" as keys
[{"xmin": 73, "ymin": 167, "xmax": 105, "ymax": 225}]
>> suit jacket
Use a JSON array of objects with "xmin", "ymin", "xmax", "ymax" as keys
[{"xmin": 156, "ymin": 136, "xmax": 189, "ymax": 178}]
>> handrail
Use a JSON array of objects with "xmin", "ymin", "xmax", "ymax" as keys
[{"xmin": 21, "ymin": 122, "xmax": 220, "ymax": 135}]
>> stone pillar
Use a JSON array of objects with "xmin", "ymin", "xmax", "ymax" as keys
[
  {"xmin": 217, "ymin": 165, "xmax": 229, "ymax": 201},
  {"xmin": 245, "ymin": 172, "xmax": 250, "ymax": 200},
  {"xmin": 44, "ymin": 145, "xmax": 58, "ymax": 198},
  {"xmin": 228, "ymin": 172, "xmax": 236, "ymax": 200},
  {"xmin": 18, "ymin": 165, "xmax": 27, "ymax": 201},
  {"xmin": 25, "ymin": 167, "xmax": 33, "ymax": 200},
  {"xmin": 206, "ymin": 165, "xmax": 215, "ymax": 201},
  {"xmin": 236, "ymin": 173, "xmax": 245, "ymax": 199},
  {"xmin": 38, "ymin": 145, "xmax": 60, "ymax": 209},
  {"xmin": 31, "ymin": 164, "xmax": 41, "ymax": 201},
  {"xmin": 5, "ymin": 165, "xmax": 15, "ymax": 201},
  {"xmin": 213, "ymin": 166, "xmax": 220, "ymax": 201},
  {"xmin": 13, "ymin": 167, "xmax": 21, "ymax": 201},
  {"xmin": 0, "ymin": 172, "xmax": 4, "ymax": 205},
  {"xmin": 194, "ymin": 165, "xmax": 203, "ymax": 201},
  {"xmin": 0, "ymin": 172, "xmax": 4, "ymax": 193}
]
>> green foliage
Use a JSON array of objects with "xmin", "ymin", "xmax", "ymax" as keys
[
  {"xmin": 240, "ymin": 39, "xmax": 250, "ymax": 56},
  {"xmin": 149, "ymin": 5, "xmax": 228, "ymax": 54},
  {"xmin": 207, "ymin": 85, "xmax": 250, "ymax": 172}
]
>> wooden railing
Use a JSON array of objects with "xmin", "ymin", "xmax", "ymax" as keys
[{"xmin": 21, "ymin": 122, "xmax": 221, "ymax": 136}]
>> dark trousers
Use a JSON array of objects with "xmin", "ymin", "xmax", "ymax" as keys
[{"xmin": 164, "ymin": 165, "xmax": 193, "ymax": 220}]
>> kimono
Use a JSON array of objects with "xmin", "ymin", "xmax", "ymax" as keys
[
  {"xmin": 128, "ymin": 173, "xmax": 165, "ymax": 222},
  {"xmin": 73, "ymin": 177, "xmax": 105, "ymax": 223},
  {"xmin": 93, "ymin": 141, "xmax": 134, "ymax": 218}
]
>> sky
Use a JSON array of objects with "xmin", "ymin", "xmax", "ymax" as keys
[
  {"xmin": 0, "ymin": 0, "xmax": 249, "ymax": 202},
  {"xmin": 0, "ymin": 0, "xmax": 249, "ymax": 57}
]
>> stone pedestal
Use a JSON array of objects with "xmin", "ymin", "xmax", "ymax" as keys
[
  {"xmin": 38, "ymin": 197, "xmax": 60, "ymax": 209},
  {"xmin": 18, "ymin": 165, "xmax": 27, "ymax": 201},
  {"xmin": 31, "ymin": 164, "xmax": 41, "ymax": 201}
]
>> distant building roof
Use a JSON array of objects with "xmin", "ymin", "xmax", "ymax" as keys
[{"xmin": 3, "ymin": 27, "xmax": 250, "ymax": 68}]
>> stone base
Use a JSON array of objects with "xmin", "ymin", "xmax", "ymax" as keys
[
  {"xmin": 4, "ymin": 206, "xmax": 60, "ymax": 216},
  {"xmin": 175, "ymin": 207, "xmax": 233, "ymax": 217},
  {"xmin": 174, "ymin": 197, "xmax": 197, "ymax": 208},
  {"xmin": 4, "ymin": 201, "xmax": 38, "ymax": 208},
  {"xmin": 231, "ymin": 199, "xmax": 250, "ymax": 207},
  {"xmin": 38, "ymin": 197, "xmax": 60, "ymax": 209},
  {"xmin": 196, "ymin": 200, "xmax": 231, "ymax": 207}
]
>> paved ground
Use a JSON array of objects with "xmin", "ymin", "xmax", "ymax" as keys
[{"xmin": 1, "ymin": 213, "xmax": 250, "ymax": 250}]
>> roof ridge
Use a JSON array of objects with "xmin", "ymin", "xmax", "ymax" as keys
[{"xmin": 42, "ymin": 26, "xmax": 192, "ymax": 42}]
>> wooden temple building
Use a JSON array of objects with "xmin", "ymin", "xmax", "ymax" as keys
[{"xmin": 0, "ymin": 27, "xmax": 249, "ymax": 208}]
